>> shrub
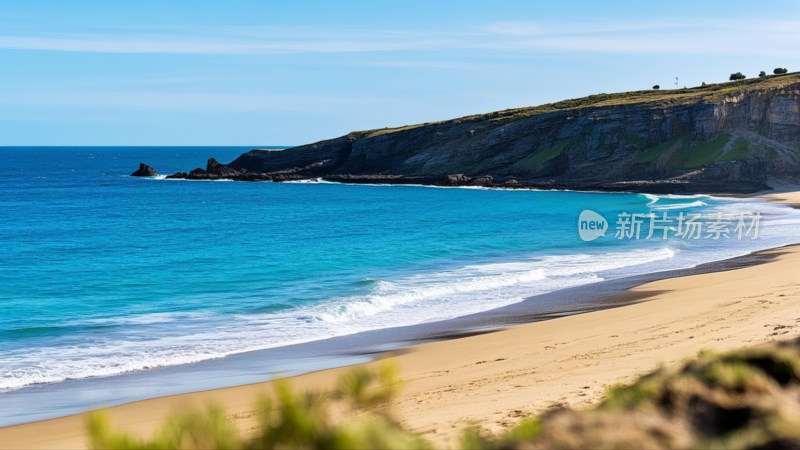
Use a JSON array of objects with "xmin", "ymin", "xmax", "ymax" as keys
[
  {"xmin": 87, "ymin": 363, "xmax": 430, "ymax": 450},
  {"xmin": 774, "ymin": 67, "xmax": 788, "ymax": 75},
  {"xmin": 729, "ymin": 72, "xmax": 746, "ymax": 81},
  {"xmin": 759, "ymin": 71, "xmax": 767, "ymax": 78},
  {"xmin": 89, "ymin": 339, "xmax": 800, "ymax": 449},
  {"xmin": 652, "ymin": 85, "xmax": 660, "ymax": 90}
]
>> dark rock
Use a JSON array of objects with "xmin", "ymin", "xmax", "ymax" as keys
[
  {"xmin": 131, "ymin": 163, "xmax": 158, "ymax": 177},
  {"xmin": 232, "ymin": 173, "xmax": 272, "ymax": 182},
  {"xmin": 206, "ymin": 158, "xmax": 241, "ymax": 177},
  {"xmin": 228, "ymin": 134, "xmax": 361, "ymax": 175},
  {"xmin": 445, "ymin": 174, "xmax": 470, "ymax": 185},
  {"xmin": 270, "ymin": 173, "xmax": 306, "ymax": 182},
  {"xmin": 469, "ymin": 175, "xmax": 494, "ymax": 186}
]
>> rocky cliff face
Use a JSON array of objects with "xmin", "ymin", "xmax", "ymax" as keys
[{"xmin": 159, "ymin": 74, "xmax": 800, "ymax": 193}]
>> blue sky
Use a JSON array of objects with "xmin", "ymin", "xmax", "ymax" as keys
[{"xmin": 1, "ymin": 0, "xmax": 798, "ymax": 146}]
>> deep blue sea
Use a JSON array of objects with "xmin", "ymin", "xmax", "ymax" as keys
[{"xmin": 2, "ymin": 147, "xmax": 800, "ymax": 398}]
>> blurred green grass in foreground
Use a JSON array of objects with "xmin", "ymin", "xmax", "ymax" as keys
[{"xmin": 89, "ymin": 337, "xmax": 800, "ymax": 449}]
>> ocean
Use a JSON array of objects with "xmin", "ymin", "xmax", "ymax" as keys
[{"xmin": 2, "ymin": 146, "xmax": 800, "ymax": 423}]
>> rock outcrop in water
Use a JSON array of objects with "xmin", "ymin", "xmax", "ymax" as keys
[
  {"xmin": 153, "ymin": 74, "xmax": 800, "ymax": 193},
  {"xmin": 131, "ymin": 163, "xmax": 158, "ymax": 177},
  {"xmin": 165, "ymin": 158, "xmax": 245, "ymax": 180}
]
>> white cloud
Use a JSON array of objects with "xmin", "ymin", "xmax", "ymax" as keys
[
  {"xmin": 0, "ymin": 19, "xmax": 797, "ymax": 59},
  {"xmin": 0, "ymin": 90, "xmax": 408, "ymax": 112},
  {"xmin": 355, "ymin": 60, "xmax": 501, "ymax": 71},
  {"xmin": 0, "ymin": 27, "xmax": 463, "ymax": 54},
  {"xmin": 478, "ymin": 20, "xmax": 691, "ymax": 37},
  {"xmin": 477, "ymin": 19, "xmax": 800, "ymax": 58}
]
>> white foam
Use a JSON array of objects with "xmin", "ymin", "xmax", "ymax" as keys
[
  {"xmin": 0, "ymin": 246, "xmax": 681, "ymax": 391},
  {"xmin": 642, "ymin": 193, "xmax": 660, "ymax": 206},
  {"xmin": 283, "ymin": 178, "xmax": 335, "ymax": 184},
  {"xmin": 651, "ymin": 200, "xmax": 708, "ymax": 210},
  {"xmin": 78, "ymin": 311, "xmax": 209, "ymax": 326}
]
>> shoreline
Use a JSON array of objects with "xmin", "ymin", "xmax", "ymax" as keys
[
  {"xmin": 0, "ymin": 228, "xmax": 784, "ymax": 427},
  {"xmin": 1, "ymin": 190, "xmax": 799, "ymax": 448},
  {"xmin": 146, "ymin": 170, "xmax": 771, "ymax": 197}
]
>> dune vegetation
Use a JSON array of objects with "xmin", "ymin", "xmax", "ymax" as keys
[{"xmin": 89, "ymin": 337, "xmax": 800, "ymax": 449}]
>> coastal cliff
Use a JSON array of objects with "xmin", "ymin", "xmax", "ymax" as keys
[{"xmin": 150, "ymin": 74, "xmax": 800, "ymax": 193}]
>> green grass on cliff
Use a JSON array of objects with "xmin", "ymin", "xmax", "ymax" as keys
[
  {"xmin": 519, "ymin": 139, "xmax": 568, "ymax": 169},
  {"xmin": 670, "ymin": 133, "xmax": 732, "ymax": 169},
  {"xmin": 718, "ymin": 138, "xmax": 751, "ymax": 162},
  {"xmin": 365, "ymin": 123, "xmax": 427, "ymax": 138},
  {"xmin": 637, "ymin": 134, "xmax": 764, "ymax": 169},
  {"xmin": 636, "ymin": 134, "xmax": 688, "ymax": 164},
  {"xmin": 359, "ymin": 73, "xmax": 799, "ymax": 138}
]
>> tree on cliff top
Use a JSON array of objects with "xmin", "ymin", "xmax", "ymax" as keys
[
  {"xmin": 729, "ymin": 72, "xmax": 746, "ymax": 81},
  {"xmin": 774, "ymin": 67, "xmax": 788, "ymax": 75}
]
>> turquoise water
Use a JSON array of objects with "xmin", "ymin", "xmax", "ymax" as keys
[{"xmin": 2, "ymin": 147, "xmax": 800, "ymax": 392}]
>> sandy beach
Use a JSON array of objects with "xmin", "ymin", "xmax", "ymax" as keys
[{"xmin": 2, "ymin": 191, "xmax": 800, "ymax": 449}]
